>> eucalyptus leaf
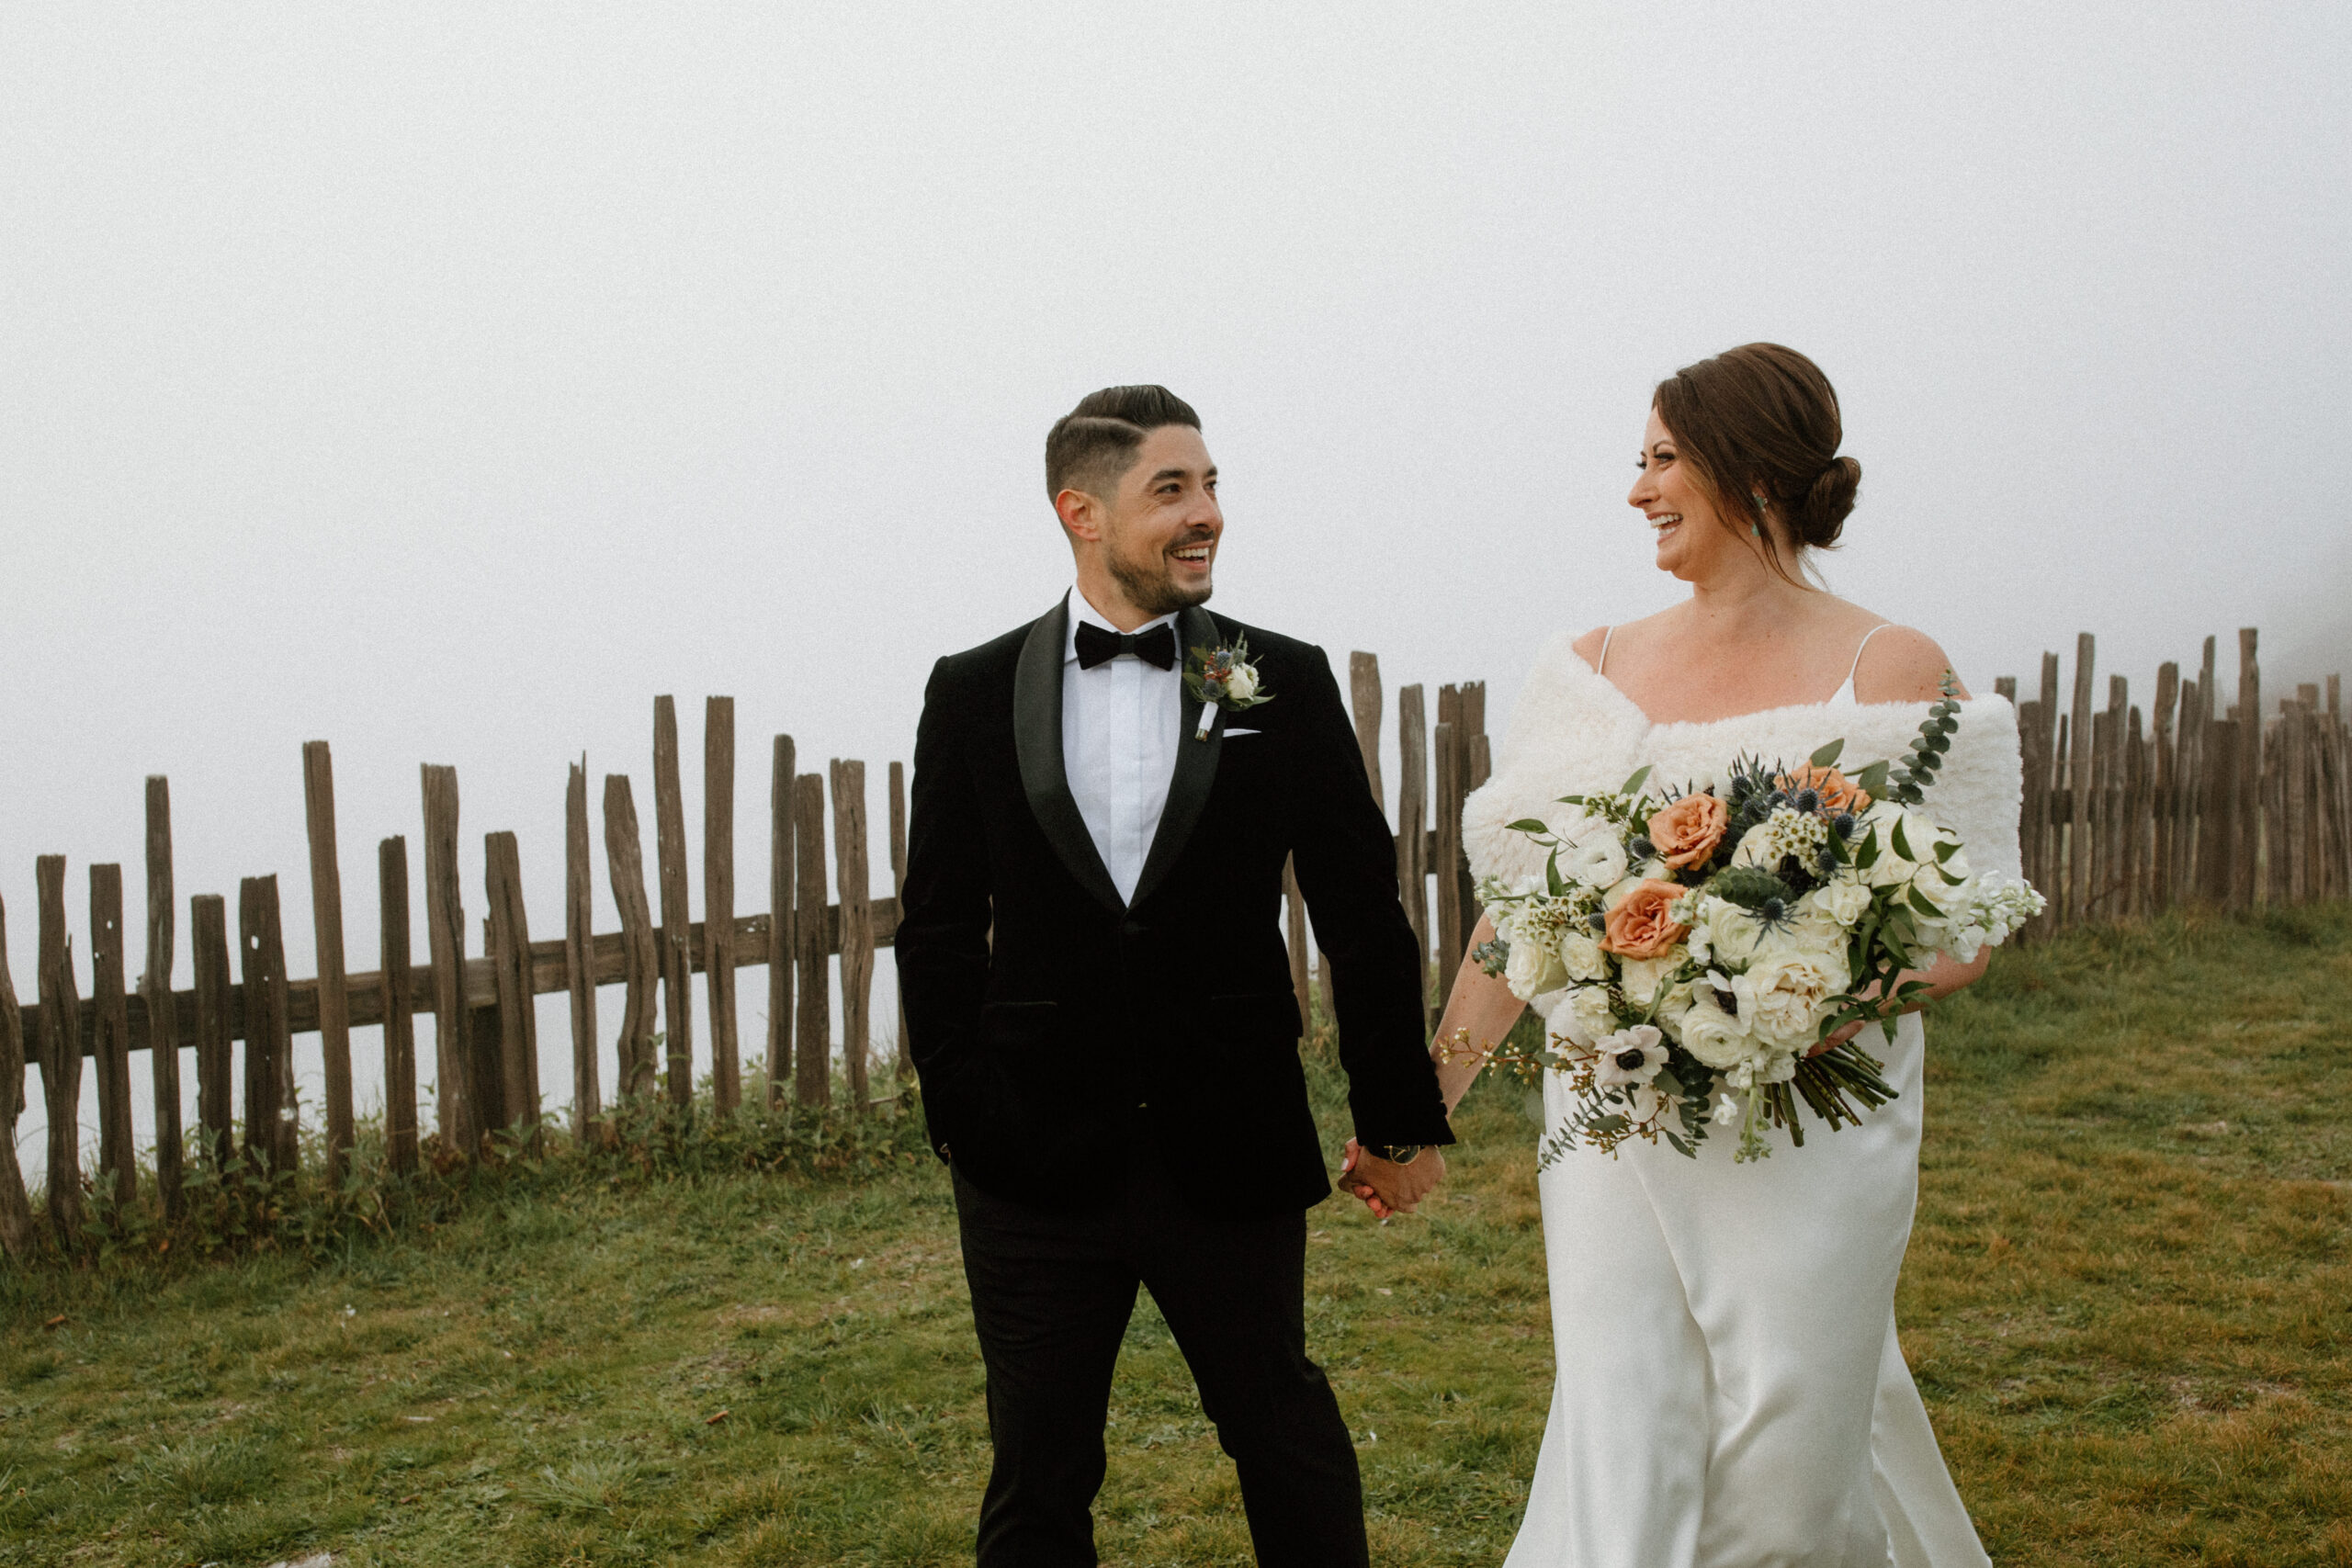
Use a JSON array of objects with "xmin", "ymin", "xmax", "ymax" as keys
[
  {"xmin": 1506, "ymin": 818, "xmax": 1550, "ymax": 832},
  {"xmin": 1522, "ymin": 1088, "xmax": 1547, "ymax": 1126},
  {"xmin": 1621, "ymin": 764, "xmax": 1654, "ymax": 796},
  {"xmin": 1808, "ymin": 738, "xmax": 1847, "ymax": 769}
]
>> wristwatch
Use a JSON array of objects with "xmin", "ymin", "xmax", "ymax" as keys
[{"xmin": 1364, "ymin": 1143, "xmax": 1423, "ymax": 1166}]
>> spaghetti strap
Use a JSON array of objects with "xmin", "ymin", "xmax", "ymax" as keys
[
  {"xmin": 1596, "ymin": 626, "xmax": 1616, "ymax": 675},
  {"xmin": 1839, "ymin": 624, "xmax": 1895, "ymax": 701}
]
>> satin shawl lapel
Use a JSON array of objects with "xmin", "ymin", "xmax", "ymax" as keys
[
  {"xmin": 1131, "ymin": 604, "xmax": 1227, "ymax": 909},
  {"xmin": 1012, "ymin": 594, "xmax": 1126, "ymax": 915}
]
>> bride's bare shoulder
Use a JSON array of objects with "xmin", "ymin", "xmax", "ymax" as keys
[
  {"xmin": 1849, "ymin": 617, "xmax": 1970, "ymax": 703},
  {"xmin": 1570, "ymin": 608, "xmax": 1678, "ymax": 672}
]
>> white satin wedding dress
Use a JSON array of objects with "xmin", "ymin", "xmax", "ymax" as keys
[{"xmin": 1462, "ymin": 627, "xmax": 2019, "ymax": 1568}]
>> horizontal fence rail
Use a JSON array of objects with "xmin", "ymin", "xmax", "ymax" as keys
[{"xmin": 22, "ymin": 904, "xmax": 903, "ymax": 1057}]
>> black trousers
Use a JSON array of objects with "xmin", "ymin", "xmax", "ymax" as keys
[{"xmin": 952, "ymin": 1157, "xmax": 1368, "ymax": 1568}]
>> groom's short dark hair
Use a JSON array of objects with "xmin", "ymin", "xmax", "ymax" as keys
[{"xmin": 1045, "ymin": 385, "xmax": 1201, "ymax": 501}]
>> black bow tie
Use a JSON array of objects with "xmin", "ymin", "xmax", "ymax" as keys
[{"xmin": 1075, "ymin": 620, "xmax": 1177, "ymax": 671}]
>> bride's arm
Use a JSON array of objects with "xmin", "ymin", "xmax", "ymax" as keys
[{"xmin": 1429, "ymin": 913, "xmax": 1531, "ymax": 1117}]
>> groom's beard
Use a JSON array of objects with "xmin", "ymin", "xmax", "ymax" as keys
[{"xmin": 1106, "ymin": 535, "xmax": 1215, "ymax": 617}]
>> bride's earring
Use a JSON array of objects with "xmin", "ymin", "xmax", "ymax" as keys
[{"xmin": 1750, "ymin": 496, "xmax": 1768, "ymax": 538}]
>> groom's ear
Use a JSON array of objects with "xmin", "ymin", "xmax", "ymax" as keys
[{"xmin": 1055, "ymin": 485, "xmax": 1106, "ymax": 545}]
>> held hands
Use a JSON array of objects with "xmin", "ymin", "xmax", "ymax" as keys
[{"xmin": 1339, "ymin": 1137, "xmax": 1446, "ymax": 1219}]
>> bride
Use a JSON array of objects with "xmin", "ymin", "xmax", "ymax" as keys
[{"xmin": 1433, "ymin": 344, "xmax": 2017, "ymax": 1565}]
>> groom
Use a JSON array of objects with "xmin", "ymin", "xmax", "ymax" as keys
[{"xmin": 896, "ymin": 385, "xmax": 1453, "ymax": 1566}]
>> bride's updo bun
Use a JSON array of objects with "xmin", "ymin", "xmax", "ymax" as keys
[{"xmin": 1654, "ymin": 343, "xmax": 1860, "ymax": 581}]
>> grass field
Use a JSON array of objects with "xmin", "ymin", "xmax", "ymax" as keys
[{"xmin": 4, "ymin": 904, "xmax": 2348, "ymax": 1567}]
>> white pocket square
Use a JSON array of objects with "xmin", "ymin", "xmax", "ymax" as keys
[{"xmin": 1226, "ymin": 727, "xmax": 1262, "ymax": 737}]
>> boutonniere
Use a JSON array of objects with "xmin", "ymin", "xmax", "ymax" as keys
[{"xmin": 1184, "ymin": 635, "xmax": 1273, "ymax": 740}]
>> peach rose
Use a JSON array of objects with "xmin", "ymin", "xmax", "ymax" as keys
[
  {"xmin": 1778, "ymin": 763, "xmax": 1871, "ymax": 815},
  {"xmin": 1647, "ymin": 793, "xmax": 1728, "ymax": 871},
  {"xmin": 1601, "ymin": 878, "xmax": 1690, "ymax": 959}
]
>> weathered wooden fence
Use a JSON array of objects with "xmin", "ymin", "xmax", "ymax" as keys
[
  {"xmin": 2, "ymin": 629, "xmax": 2335, "ymax": 1255},
  {"xmin": 1996, "ymin": 629, "xmax": 2351, "ymax": 935},
  {"xmin": 0, "ymin": 697, "xmax": 930, "ymax": 1252},
  {"xmin": 0, "ymin": 669, "xmax": 1496, "ymax": 1256}
]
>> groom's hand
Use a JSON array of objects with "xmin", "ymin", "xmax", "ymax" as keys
[{"xmin": 1340, "ymin": 1137, "xmax": 1445, "ymax": 1217}]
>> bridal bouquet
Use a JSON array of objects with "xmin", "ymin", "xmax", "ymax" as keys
[{"xmin": 1472, "ymin": 684, "xmax": 2043, "ymax": 1163}]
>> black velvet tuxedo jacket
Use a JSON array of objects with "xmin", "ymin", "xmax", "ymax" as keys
[{"xmin": 896, "ymin": 596, "xmax": 1453, "ymax": 1216}]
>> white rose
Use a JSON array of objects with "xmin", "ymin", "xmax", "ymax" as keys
[
  {"xmin": 1729, "ymin": 823, "xmax": 1778, "ymax": 870},
  {"xmin": 1558, "ymin": 929, "xmax": 1609, "ymax": 983},
  {"xmin": 1677, "ymin": 987, "xmax": 1754, "ymax": 1071},
  {"xmin": 1689, "ymin": 897, "xmax": 1764, "ymax": 966},
  {"xmin": 1557, "ymin": 816, "xmax": 1630, "ymax": 891},
  {"xmin": 1755, "ymin": 905, "xmax": 1846, "ymax": 959},
  {"xmin": 1807, "ymin": 877, "xmax": 1873, "ymax": 928},
  {"xmin": 1505, "ymin": 932, "xmax": 1568, "ymax": 1000},
  {"xmin": 1617, "ymin": 953, "xmax": 1683, "ymax": 1009},
  {"xmin": 1732, "ymin": 949, "xmax": 1848, "ymax": 1052},
  {"xmin": 1551, "ymin": 984, "xmax": 1616, "ymax": 1048},
  {"xmin": 1221, "ymin": 664, "xmax": 1259, "ymax": 702}
]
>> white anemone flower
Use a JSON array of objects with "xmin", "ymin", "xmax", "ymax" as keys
[{"xmin": 1590, "ymin": 1024, "xmax": 1668, "ymax": 1088}]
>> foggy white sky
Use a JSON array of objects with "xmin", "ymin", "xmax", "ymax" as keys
[{"xmin": 6, "ymin": 3, "xmax": 2347, "ymax": 1161}]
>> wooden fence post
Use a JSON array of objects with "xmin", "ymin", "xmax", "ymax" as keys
[
  {"xmin": 190, "ymin": 894, "xmax": 232, "ymax": 1168},
  {"xmin": 2015, "ymin": 698, "xmax": 2050, "ymax": 940},
  {"xmin": 379, "ymin": 838, "xmax": 418, "ymax": 1174},
  {"xmin": 704, "ymin": 696, "xmax": 740, "ymax": 1114},
  {"xmin": 2173, "ymin": 674, "xmax": 2200, "ymax": 904},
  {"xmin": 90, "ymin": 863, "xmax": 137, "ymax": 1209},
  {"xmin": 2110, "ymin": 677, "xmax": 2132, "ymax": 913},
  {"xmin": 238, "ymin": 875, "xmax": 296, "ymax": 1174},
  {"xmin": 768, "ymin": 737, "xmax": 797, "ymax": 1105},
  {"xmin": 2066, "ymin": 634, "xmax": 2095, "ymax": 925},
  {"xmin": 2201, "ymin": 719, "xmax": 2240, "ymax": 904},
  {"xmin": 484, "ymin": 831, "xmax": 540, "ymax": 1151},
  {"xmin": 889, "ymin": 759, "xmax": 911, "ymax": 1082},
  {"xmin": 652, "ymin": 696, "xmax": 694, "ymax": 1106},
  {"xmin": 2124, "ymin": 704, "xmax": 2147, "ymax": 917},
  {"xmin": 2191, "ymin": 636, "xmax": 2218, "ymax": 902},
  {"xmin": 142, "ymin": 777, "xmax": 184, "ymax": 1217},
  {"xmin": 793, "ymin": 773, "xmax": 831, "ymax": 1107},
  {"xmin": 302, "ymin": 742, "xmax": 356, "ymax": 1182},
  {"xmin": 1283, "ymin": 855, "xmax": 1312, "ymax": 1036},
  {"xmin": 36, "ymin": 857, "xmax": 85, "ymax": 1243},
  {"xmin": 1349, "ymin": 652, "xmax": 1385, "ymax": 810},
  {"xmin": 832, "ymin": 761, "xmax": 875, "ymax": 1110},
  {"xmin": 2237, "ymin": 628, "xmax": 2261, "ymax": 907},
  {"xmin": 564, "ymin": 762, "xmax": 599, "ymax": 1145},
  {"xmin": 421, "ymin": 764, "xmax": 477, "ymax": 1158},
  {"xmin": 1433, "ymin": 718, "xmax": 1464, "ymax": 1001},
  {"xmin": 0, "ymin": 893, "xmax": 33, "ymax": 1257},
  {"xmin": 1460, "ymin": 683, "xmax": 1490, "ymax": 951},
  {"xmin": 1396, "ymin": 682, "xmax": 1430, "ymax": 1005},
  {"xmin": 2152, "ymin": 663, "xmax": 2178, "ymax": 911},
  {"xmin": 602, "ymin": 775, "xmax": 660, "ymax": 1102}
]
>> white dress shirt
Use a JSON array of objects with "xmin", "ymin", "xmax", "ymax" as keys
[{"xmin": 1062, "ymin": 587, "xmax": 1183, "ymax": 904}]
